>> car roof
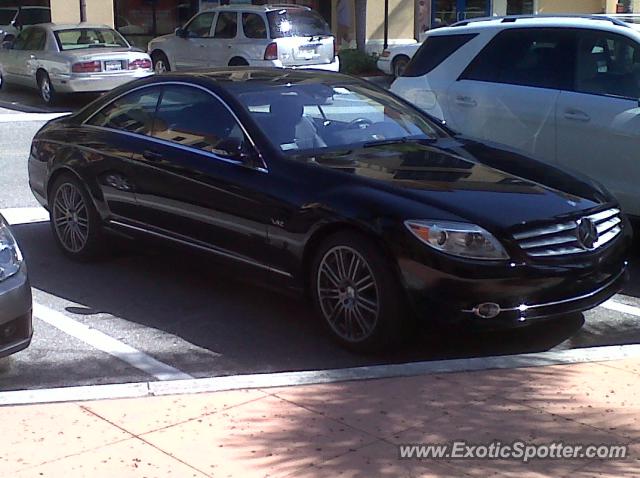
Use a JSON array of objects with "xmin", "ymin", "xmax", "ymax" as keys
[
  {"xmin": 429, "ymin": 15, "xmax": 635, "ymax": 35},
  {"xmin": 33, "ymin": 23, "xmax": 114, "ymax": 31},
  {"xmin": 206, "ymin": 4, "xmax": 311, "ymax": 12}
]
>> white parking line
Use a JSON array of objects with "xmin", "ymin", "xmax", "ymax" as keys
[
  {"xmin": 601, "ymin": 299, "xmax": 640, "ymax": 317},
  {"xmin": 33, "ymin": 303, "xmax": 193, "ymax": 381},
  {"xmin": 0, "ymin": 112, "xmax": 70, "ymax": 123},
  {"xmin": 1, "ymin": 207, "xmax": 49, "ymax": 225}
]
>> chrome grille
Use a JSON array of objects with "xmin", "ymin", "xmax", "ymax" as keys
[{"xmin": 513, "ymin": 208, "xmax": 622, "ymax": 258}]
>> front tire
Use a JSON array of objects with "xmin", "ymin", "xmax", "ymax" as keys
[
  {"xmin": 49, "ymin": 174, "xmax": 104, "ymax": 260},
  {"xmin": 37, "ymin": 71, "xmax": 56, "ymax": 105},
  {"xmin": 392, "ymin": 55, "xmax": 410, "ymax": 78},
  {"xmin": 310, "ymin": 231, "xmax": 407, "ymax": 352}
]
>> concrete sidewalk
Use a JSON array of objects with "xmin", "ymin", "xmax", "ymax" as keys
[{"xmin": 2, "ymin": 357, "xmax": 639, "ymax": 477}]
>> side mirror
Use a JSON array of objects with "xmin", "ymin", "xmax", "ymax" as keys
[
  {"xmin": 217, "ymin": 138, "xmax": 258, "ymax": 165},
  {"xmin": 175, "ymin": 27, "xmax": 187, "ymax": 38}
]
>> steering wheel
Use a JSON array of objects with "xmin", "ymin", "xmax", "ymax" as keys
[{"xmin": 348, "ymin": 117, "xmax": 373, "ymax": 130}]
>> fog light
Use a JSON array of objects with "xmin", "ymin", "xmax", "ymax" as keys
[{"xmin": 474, "ymin": 303, "xmax": 501, "ymax": 319}]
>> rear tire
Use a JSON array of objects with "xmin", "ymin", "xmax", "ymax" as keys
[
  {"xmin": 229, "ymin": 57, "xmax": 249, "ymax": 66},
  {"xmin": 310, "ymin": 231, "xmax": 408, "ymax": 353},
  {"xmin": 49, "ymin": 174, "xmax": 105, "ymax": 261},
  {"xmin": 152, "ymin": 51, "xmax": 171, "ymax": 73},
  {"xmin": 37, "ymin": 71, "xmax": 57, "ymax": 105}
]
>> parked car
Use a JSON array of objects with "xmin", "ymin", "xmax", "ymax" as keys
[
  {"xmin": 0, "ymin": 6, "xmax": 50, "ymax": 42},
  {"xmin": 0, "ymin": 213, "xmax": 32, "ymax": 358},
  {"xmin": 377, "ymin": 41, "xmax": 420, "ymax": 77},
  {"xmin": 28, "ymin": 68, "xmax": 630, "ymax": 352},
  {"xmin": 391, "ymin": 15, "xmax": 640, "ymax": 217},
  {"xmin": 0, "ymin": 23, "xmax": 153, "ymax": 105},
  {"xmin": 148, "ymin": 4, "xmax": 338, "ymax": 73}
]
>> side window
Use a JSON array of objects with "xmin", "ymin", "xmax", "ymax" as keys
[
  {"xmin": 87, "ymin": 87, "xmax": 162, "ymax": 135},
  {"xmin": 12, "ymin": 29, "xmax": 33, "ymax": 50},
  {"xmin": 185, "ymin": 12, "xmax": 215, "ymax": 38},
  {"xmin": 461, "ymin": 28, "xmax": 575, "ymax": 90},
  {"xmin": 152, "ymin": 85, "xmax": 246, "ymax": 157},
  {"xmin": 242, "ymin": 13, "xmax": 267, "ymax": 39},
  {"xmin": 214, "ymin": 12, "xmax": 238, "ymax": 39},
  {"xmin": 575, "ymin": 31, "xmax": 640, "ymax": 99},
  {"xmin": 403, "ymin": 34, "xmax": 477, "ymax": 77},
  {"xmin": 23, "ymin": 28, "xmax": 46, "ymax": 50}
]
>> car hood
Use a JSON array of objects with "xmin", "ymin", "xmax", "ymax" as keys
[{"xmin": 308, "ymin": 140, "xmax": 606, "ymax": 230}]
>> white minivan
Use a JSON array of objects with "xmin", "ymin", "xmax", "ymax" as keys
[
  {"xmin": 392, "ymin": 15, "xmax": 640, "ymax": 217},
  {"xmin": 148, "ymin": 4, "xmax": 338, "ymax": 73}
]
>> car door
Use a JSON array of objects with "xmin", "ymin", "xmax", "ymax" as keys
[
  {"xmin": 82, "ymin": 85, "xmax": 163, "ymax": 220},
  {"xmin": 446, "ymin": 28, "xmax": 574, "ymax": 165},
  {"xmin": 126, "ymin": 83, "xmax": 273, "ymax": 269},
  {"xmin": 172, "ymin": 11, "xmax": 216, "ymax": 70},
  {"xmin": 556, "ymin": 29, "xmax": 640, "ymax": 216},
  {"xmin": 3, "ymin": 26, "xmax": 34, "ymax": 84},
  {"xmin": 239, "ymin": 12, "xmax": 269, "ymax": 63},
  {"xmin": 204, "ymin": 11, "xmax": 238, "ymax": 66}
]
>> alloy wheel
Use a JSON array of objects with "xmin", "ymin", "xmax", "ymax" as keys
[
  {"xmin": 52, "ymin": 182, "xmax": 89, "ymax": 253},
  {"xmin": 40, "ymin": 76, "xmax": 51, "ymax": 103},
  {"xmin": 316, "ymin": 245, "xmax": 380, "ymax": 343}
]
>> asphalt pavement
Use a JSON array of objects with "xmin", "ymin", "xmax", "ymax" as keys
[{"xmin": 2, "ymin": 84, "xmax": 640, "ymax": 394}]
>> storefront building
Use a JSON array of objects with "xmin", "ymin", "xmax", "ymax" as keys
[{"xmin": 9, "ymin": 0, "xmax": 638, "ymax": 51}]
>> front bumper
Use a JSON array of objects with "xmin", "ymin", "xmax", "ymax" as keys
[
  {"xmin": 0, "ymin": 266, "xmax": 33, "ymax": 357},
  {"xmin": 51, "ymin": 69, "xmax": 154, "ymax": 94},
  {"xmin": 377, "ymin": 58, "xmax": 392, "ymax": 75},
  {"xmin": 397, "ymin": 229, "xmax": 631, "ymax": 329}
]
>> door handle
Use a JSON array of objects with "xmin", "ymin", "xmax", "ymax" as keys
[
  {"xmin": 142, "ymin": 150, "xmax": 163, "ymax": 162},
  {"xmin": 455, "ymin": 95, "xmax": 477, "ymax": 107},
  {"xmin": 564, "ymin": 109, "xmax": 591, "ymax": 122}
]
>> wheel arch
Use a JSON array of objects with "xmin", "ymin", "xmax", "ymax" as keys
[
  {"xmin": 300, "ymin": 220, "xmax": 400, "ymax": 296},
  {"xmin": 46, "ymin": 166, "xmax": 107, "ymax": 219},
  {"xmin": 228, "ymin": 56, "xmax": 249, "ymax": 66}
]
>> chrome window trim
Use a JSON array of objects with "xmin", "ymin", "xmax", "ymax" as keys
[
  {"xmin": 82, "ymin": 80, "xmax": 269, "ymax": 172},
  {"xmin": 109, "ymin": 219, "xmax": 292, "ymax": 278}
]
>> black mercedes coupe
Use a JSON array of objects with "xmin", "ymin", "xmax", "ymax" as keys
[{"xmin": 28, "ymin": 68, "xmax": 631, "ymax": 352}]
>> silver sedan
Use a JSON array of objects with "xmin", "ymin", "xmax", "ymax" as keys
[
  {"xmin": 0, "ymin": 23, "xmax": 153, "ymax": 104},
  {"xmin": 0, "ymin": 213, "xmax": 31, "ymax": 358}
]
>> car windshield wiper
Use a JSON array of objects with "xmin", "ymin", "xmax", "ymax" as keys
[{"xmin": 363, "ymin": 137, "xmax": 436, "ymax": 148}]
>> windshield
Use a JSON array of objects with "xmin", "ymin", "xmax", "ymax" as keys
[
  {"xmin": 0, "ymin": 8, "xmax": 17, "ymax": 25},
  {"xmin": 267, "ymin": 9, "xmax": 331, "ymax": 38},
  {"xmin": 231, "ymin": 80, "xmax": 444, "ymax": 155},
  {"xmin": 55, "ymin": 28, "xmax": 129, "ymax": 50}
]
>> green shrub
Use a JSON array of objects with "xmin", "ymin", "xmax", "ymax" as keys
[{"xmin": 339, "ymin": 48, "xmax": 378, "ymax": 75}]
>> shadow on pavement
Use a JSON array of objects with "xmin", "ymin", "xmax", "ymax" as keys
[
  {"xmin": 5, "ymin": 221, "xmax": 592, "ymax": 384},
  {"xmin": 0, "ymin": 84, "xmax": 99, "ymax": 114}
]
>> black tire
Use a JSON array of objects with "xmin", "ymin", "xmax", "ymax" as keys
[
  {"xmin": 392, "ymin": 55, "xmax": 410, "ymax": 78},
  {"xmin": 152, "ymin": 51, "xmax": 171, "ymax": 73},
  {"xmin": 37, "ymin": 70, "xmax": 57, "ymax": 105},
  {"xmin": 49, "ymin": 174, "xmax": 105, "ymax": 261},
  {"xmin": 310, "ymin": 231, "xmax": 408, "ymax": 353},
  {"xmin": 229, "ymin": 57, "xmax": 249, "ymax": 66}
]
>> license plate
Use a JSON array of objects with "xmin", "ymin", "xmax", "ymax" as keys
[{"xmin": 104, "ymin": 60, "xmax": 122, "ymax": 71}]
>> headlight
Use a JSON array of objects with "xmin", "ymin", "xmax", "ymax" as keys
[
  {"xmin": 0, "ymin": 216, "xmax": 23, "ymax": 282},
  {"xmin": 405, "ymin": 220, "xmax": 509, "ymax": 260}
]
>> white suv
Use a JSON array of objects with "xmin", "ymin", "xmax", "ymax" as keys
[
  {"xmin": 391, "ymin": 16, "xmax": 640, "ymax": 217},
  {"xmin": 148, "ymin": 4, "xmax": 338, "ymax": 73}
]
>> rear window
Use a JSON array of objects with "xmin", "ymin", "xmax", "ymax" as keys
[
  {"xmin": 55, "ymin": 28, "xmax": 129, "ymax": 50},
  {"xmin": 267, "ymin": 9, "xmax": 331, "ymax": 38},
  {"xmin": 402, "ymin": 34, "xmax": 477, "ymax": 77}
]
